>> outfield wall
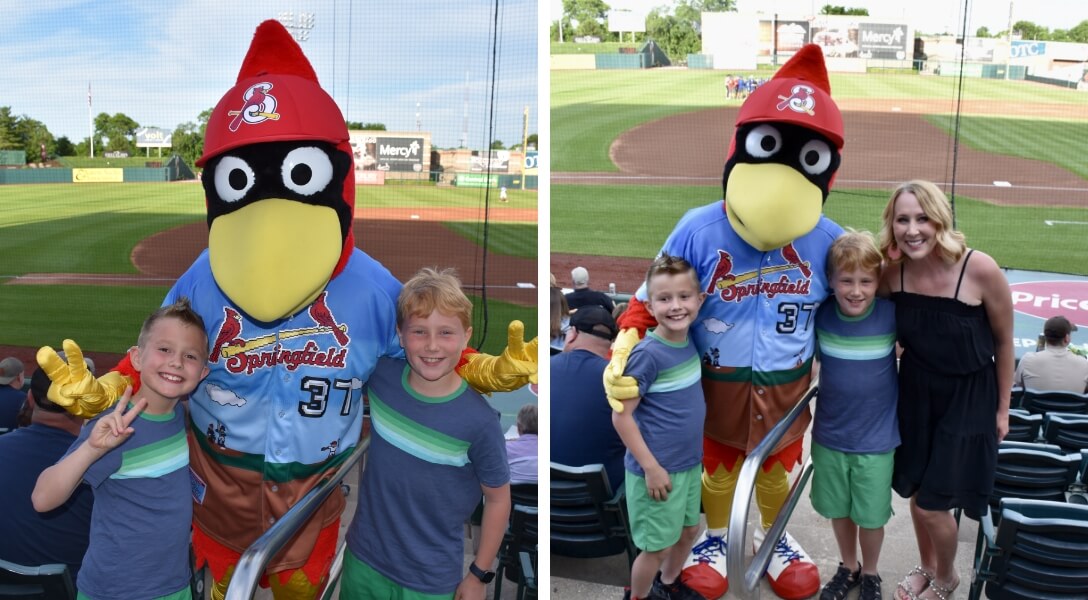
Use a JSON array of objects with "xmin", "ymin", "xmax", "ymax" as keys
[{"xmin": 0, "ymin": 166, "xmax": 186, "ymax": 184}]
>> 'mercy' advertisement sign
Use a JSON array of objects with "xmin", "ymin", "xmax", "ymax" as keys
[
  {"xmin": 375, "ymin": 137, "xmax": 424, "ymax": 172},
  {"xmin": 857, "ymin": 23, "xmax": 908, "ymax": 60}
]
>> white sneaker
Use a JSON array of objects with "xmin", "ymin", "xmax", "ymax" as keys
[
  {"xmin": 752, "ymin": 529, "xmax": 820, "ymax": 600},
  {"xmin": 679, "ymin": 530, "xmax": 728, "ymax": 599}
]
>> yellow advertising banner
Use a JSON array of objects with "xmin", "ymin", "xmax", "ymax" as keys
[{"xmin": 72, "ymin": 168, "xmax": 124, "ymax": 183}]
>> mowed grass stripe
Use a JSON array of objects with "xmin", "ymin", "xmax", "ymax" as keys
[
  {"xmin": 925, "ymin": 115, "xmax": 1088, "ymax": 180},
  {"xmin": 443, "ymin": 222, "xmax": 537, "ymax": 259}
]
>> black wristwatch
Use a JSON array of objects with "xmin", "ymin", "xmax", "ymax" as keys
[{"xmin": 469, "ymin": 562, "xmax": 495, "ymax": 584}]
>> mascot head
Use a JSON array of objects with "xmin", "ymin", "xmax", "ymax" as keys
[
  {"xmin": 197, "ymin": 20, "xmax": 356, "ymax": 323},
  {"xmin": 722, "ymin": 44, "xmax": 844, "ymax": 251}
]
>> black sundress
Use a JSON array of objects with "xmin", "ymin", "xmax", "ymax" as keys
[{"xmin": 890, "ymin": 250, "xmax": 998, "ymax": 519}]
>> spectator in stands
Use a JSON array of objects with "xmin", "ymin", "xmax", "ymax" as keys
[
  {"xmin": 551, "ymin": 283, "xmax": 571, "ymax": 354},
  {"xmin": 613, "ymin": 301, "xmax": 629, "ymax": 322},
  {"xmin": 551, "ymin": 304, "xmax": 626, "ymax": 492},
  {"xmin": 0, "ymin": 357, "xmax": 94, "ymax": 580},
  {"xmin": 506, "ymin": 404, "xmax": 538, "ymax": 484},
  {"xmin": 0, "ymin": 356, "xmax": 26, "ymax": 431},
  {"xmin": 1014, "ymin": 315, "xmax": 1088, "ymax": 392},
  {"xmin": 565, "ymin": 266, "xmax": 615, "ymax": 313}
]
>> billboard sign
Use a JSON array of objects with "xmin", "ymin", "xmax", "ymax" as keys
[
  {"xmin": 774, "ymin": 20, "xmax": 810, "ymax": 54},
  {"xmin": 608, "ymin": 9, "xmax": 646, "ymax": 33},
  {"xmin": 135, "ymin": 127, "xmax": 172, "ymax": 148},
  {"xmin": 470, "ymin": 150, "xmax": 510, "ymax": 173},
  {"xmin": 1010, "ymin": 40, "xmax": 1047, "ymax": 59},
  {"xmin": 523, "ymin": 151, "xmax": 538, "ymax": 175},
  {"xmin": 456, "ymin": 173, "xmax": 499, "ymax": 188},
  {"xmin": 857, "ymin": 23, "xmax": 908, "ymax": 60},
  {"xmin": 375, "ymin": 137, "xmax": 424, "ymax": 172}
]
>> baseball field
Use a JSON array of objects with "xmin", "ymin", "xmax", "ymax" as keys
[
  {"xmin": 550, "ymin": 68, "xmax": 1088, "ymax": 291},
  {"xmin": 0, "ymin": 181, "xmax": 537, "ymax": 369}
]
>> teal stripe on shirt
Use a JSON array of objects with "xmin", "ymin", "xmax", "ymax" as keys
[
  {"xmin": 817, "ymin": 330, "xmax": 896, "ymax": 361},
  {"xmin": 369, "ymin": 392, "xmax": 471, "ymax": 467},
  {"xmin": 647, "ymin": 352, "xmax": 703, "ymax": 394},
  {"xmin": 112, "ymin": 429, "xmax": 188, "ymax": 479}
]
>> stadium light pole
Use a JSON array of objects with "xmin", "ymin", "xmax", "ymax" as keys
[{"xmin": 520, "ymin": 106, "xmax": 529, "ymax": 191}]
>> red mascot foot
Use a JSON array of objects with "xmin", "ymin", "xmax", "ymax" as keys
[
  {"xmin": 679, "ymin": 530, "xmax": 728, "ymax": 599},
  {"xmin": 754, "ymin": 529, "xmax": 819, "ymax": 600}
]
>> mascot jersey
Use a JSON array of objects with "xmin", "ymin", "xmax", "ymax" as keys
[
  {"xmin": 168, "ymin": 247, "xmax": 402, "ymax": 568},
  {"xmin": 637, "ymin": 202, "xmax": 842, "ymax": 453}
]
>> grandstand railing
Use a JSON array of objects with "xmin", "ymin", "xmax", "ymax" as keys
[
  {"xmin": 224, "ymin": 436, "xmax": 369, "ymax": 600},
  {"xmin": 727, "ymin": 381, "xmax": 819, "ymax": 600}
]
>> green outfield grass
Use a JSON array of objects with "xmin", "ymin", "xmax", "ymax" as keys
[
  {"xmin": 553, "ymin": 183, "xmax": 1088, "ymax": 276},
  {"xmin": 444, "ymin": 222, "xmax": 537, "ymax": 259},
  {"xmin": 0, "ymin": 183, "xmax": 536, "ymax": 356},
  {"xmin": 552, "ymin": 69, "xmax": 1088, "ymax": 172},
  {"xmin": 924, "ymin": 115, "xmax": 1088, "ymax": 180}
]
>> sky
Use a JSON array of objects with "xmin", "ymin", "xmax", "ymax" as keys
[
  {"xmin": 0, "ymin": 0, "xmax": 538, "ymax": 149},
  {"xmin": 552, "ymin": 0, "xmax": 1088, "ymax": 36}
]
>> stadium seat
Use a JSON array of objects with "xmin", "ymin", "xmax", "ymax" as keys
[
  {"xmin": 1020, "ymin": 388, "xmax": 1088, "ymax": 416},
  {"xmin": 1010, "ymin": 385, "xmax": 1025, "ymax": 410},
  {"xmin": 494, "ymin": 504, "xmax": 538, "ymax": 600},
  {"xmin": 518, "ymin": 550, "xmax": 537, "ymax": 600},
  {"xmin": 0, "ymin": 558, "xmax": 76, "ymax": 600},
  {"xmin": 550, "ymin": 462, "xmax": 636, "ymax": 567},
  {"xmin": 991, "ymin": 444, "xmax": 1081, "ymax": 511},
  {"xmin": 1006, "ymin": 408, "xmax": 1043, "ymax": 443},
  {"xmin": 969, "ymin": 498, "xmax": 1088, "ymax": 600},
  {"xmin": 1041, "ymin": 412, "xmax": 1088, "ymax": 455}
]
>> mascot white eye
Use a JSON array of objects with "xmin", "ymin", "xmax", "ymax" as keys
[
  {"xmin": 744, "ymin": 124, "xmax": 782, "ymax": 159},
  {"xmin": 281, "ymin": 146, "xmax": 333, "ymax": 197},
  {"xmin": 799, "ymin": 139, "xmax": 832, "ymax": 176},
  {"xmin": 214, "ymin": 156, "xmax": 256, "ymax": 203}
]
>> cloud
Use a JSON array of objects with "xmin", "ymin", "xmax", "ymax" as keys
[
  {"xmin": 702, "ymin": 318, "xmax": 734, "ymax": 334},
  {"xmin": 206, "ymin": 382, "xmax": 246, "ymax": 407}
]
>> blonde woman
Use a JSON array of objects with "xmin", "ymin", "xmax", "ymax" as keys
[{"xmin": 879, "ymin": 180, "xmax": 1013, "ymax": 600}]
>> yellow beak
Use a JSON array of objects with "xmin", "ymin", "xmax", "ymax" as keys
[
  {"xmin": 725, "ymin": 163, "xmax": 823, "ymax": 251},
  {"xmin": 209, "ymin": 199, "xmax": 342, "ymax": 322}
]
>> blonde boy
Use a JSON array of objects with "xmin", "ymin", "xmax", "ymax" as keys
[
  {"xmin": 811, "ymin": 231, "xmax": 898, "ymax": 600},
  {"xmin": 33, "ymin": 298, "xmax": 209, "ymax": 600},
  {"xmin": 341, "ymin": 267, "xmax": 511, "ymax": 600},
  {"xmin": 614, "ymin": 254, "xmax": 706, "ymax": 600}
]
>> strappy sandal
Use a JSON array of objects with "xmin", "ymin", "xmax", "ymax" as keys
[
  {"xmin": 920, "ymin": 577, "xmax": 959, "ymax": 600},
  {"xmin": 894, "ymin": 566, "xmax": 933, "ymax": 600}
]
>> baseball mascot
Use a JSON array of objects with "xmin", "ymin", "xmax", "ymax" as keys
[
  {"xmin": 606, "ymin": 44, "xmax": 844, "ymax": 600},
  {"xmin": 38, "ymin": 20, "xmax": 536, "ymax": 600}
]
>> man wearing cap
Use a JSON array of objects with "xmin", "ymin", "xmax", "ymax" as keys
[
  {"xmin": 566, "ymin": 266, "xmax": 615, "ymax": 313},
  {"xmin": 1014, "ymin": 315, "xmax": 1088, "ymax": 393},
  {"xmin": 552, "ymin": 305, "xmax": 627, "ymax": 492},
  {"xmin": 0, "ymin": 361, "xmax": 93, "ymax": 580},
  {"xmin": 0, "ymin": 357, "xmax": 26, "ymax": 431}
]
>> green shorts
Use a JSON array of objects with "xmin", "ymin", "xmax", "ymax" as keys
[
  {"xmin": 79, "ymin": 587, "xmax": 190, "ymax": 600},
  {"xmin": 626, "ymin": 464, "xmax": 702, "ymax": 552},
  {"xmin": 340, "ymin": 550, "xmax": 454, "ymax": 600},
  {"xmin": 810, "ymin": 442, "xmax": 894, "ymax": 529}
]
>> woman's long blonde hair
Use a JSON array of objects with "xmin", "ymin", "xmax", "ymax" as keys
[{"xmin": 878, "ymin": 179, "xmax": 966, "ymax": 265}]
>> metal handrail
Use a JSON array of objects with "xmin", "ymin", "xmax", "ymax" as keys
[
  {"xmin": 225, "ymin": 436, "xmax": 370, "ymax": 600},
  {"xmin": 727, "ymin": 381, "xmax": 819, "ymax": 600}
]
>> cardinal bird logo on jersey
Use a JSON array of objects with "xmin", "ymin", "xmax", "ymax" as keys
[
  {"xmin": 706, "ymin": 245, "xmax": 814, "ymax": 303},
  {"xmin": 208, "ymin": 291, "xmax": 351, "ymax": 375}
]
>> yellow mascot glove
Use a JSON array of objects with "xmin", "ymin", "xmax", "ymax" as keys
[
  {"xmin": 459, "ymin": 320, "xmax": 538, "ymax": 394},
  {"xmin": 603, "ymin": 328, "xmax": 641, "ymax": 412},
  {"xmin": 37, "ymin": 339, "xmax": 131, "ymax": 418}
]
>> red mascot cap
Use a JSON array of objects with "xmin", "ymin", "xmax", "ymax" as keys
[
  {"xmin": 734, "ymin": 44, "xmax": 844, "ymax": 150},
  {"xmin": 197, "ymin": 20, "xmax": 348, "ymax": 166}
]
